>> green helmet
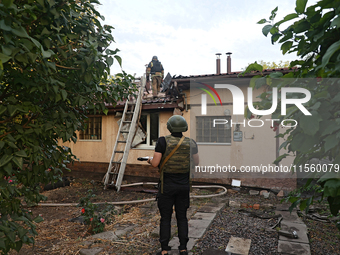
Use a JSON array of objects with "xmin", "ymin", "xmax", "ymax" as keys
[{"xmin": 167, "ymin": 115, "xmax": 188, "ymax": 133}]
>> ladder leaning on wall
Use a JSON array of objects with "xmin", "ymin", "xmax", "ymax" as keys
[{"xmin": 103, "ymin": 76, "xmax": 145, "ymax": 191}]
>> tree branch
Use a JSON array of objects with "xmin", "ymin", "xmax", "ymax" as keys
[
  {"xmin": 0, "ymin": 131, "xmax": 14, "ymax": 139},
  {"xmin": 55, "ymin": 64, "xmax": 80, "ymax": 70},
  {"xmin": 0, "ymin": 114, "xmax": 20, "ymax": 124},
  {"xmin": 22, "ymin": 113, "xmax": 40, "ymax": 129}
]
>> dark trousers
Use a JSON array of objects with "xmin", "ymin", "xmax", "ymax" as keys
[{"xmin": 157, "ymin": 185, "xmax": 190, "ymax": 251}]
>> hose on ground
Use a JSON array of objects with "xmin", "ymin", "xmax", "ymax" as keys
[{"xmin": 36, "ymin": 182, "xmax": 228, "ymax": 207}]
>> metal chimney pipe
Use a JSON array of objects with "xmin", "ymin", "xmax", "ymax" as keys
[
  {"xmin": 216, "ymin": 53, "xmax": 221, "ymax": 75},
  {"xmin": 226, "ymin": 52, "xmax": 232, "ymax": 74}
]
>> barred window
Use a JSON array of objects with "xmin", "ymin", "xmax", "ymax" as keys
[
  {"xmin": 79, "ymin": 117, "xmax": 102, "ymax": 140},
  {"xmin": 196, "ymin": 116, "xmax": 231, "ymax": 144}
]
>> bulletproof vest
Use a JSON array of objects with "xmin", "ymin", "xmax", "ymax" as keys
[
  {"xmin": 150, "ymin": 60, "xmax": 162, "ymax": 73},
  {"xmin": 160, "ymin": 135, "xmax": 192, "ymax": 174}
]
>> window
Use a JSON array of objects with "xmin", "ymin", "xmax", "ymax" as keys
[
  {"xmin": 139, "ymin": 112, "xmax": 159, "ymax": 147},
  {"xmin": 79, "ymin": 117, "xmax": 102, "ymax": 140},
  {"xmin": 196, "ymin": 116, "xmax": 231, "ymax": 144}
]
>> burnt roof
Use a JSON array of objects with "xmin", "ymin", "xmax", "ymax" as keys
[{"xmin": 106, "ymin": 90, "xmax": 184, "ymax": 114}]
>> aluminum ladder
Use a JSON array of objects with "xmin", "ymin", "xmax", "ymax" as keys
[{"xmin": 103, "ymin": 77, "xmax": 145, "ymax": 191}]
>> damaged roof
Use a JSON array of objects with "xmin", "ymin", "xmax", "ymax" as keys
[
  {"xmin": 106, "ymin": 90, "xmax": 184, "ymax": 114},
  {"xmin": 106, "ymin": 67, "xmax": 297, "ymax": 114}
]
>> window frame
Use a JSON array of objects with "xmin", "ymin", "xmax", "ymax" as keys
[
  {"xmin": 135, "ymin": 111, "xmax": 159, "ymax": 149},
  {"xmin": 78, "ymin": 116, "xmax": 102, "ymax": 141},
  {"xmin": 196, "ymin": 115, "xmax": 231, "ymax": 145}
]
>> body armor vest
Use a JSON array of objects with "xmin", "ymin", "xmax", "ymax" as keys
[
  {"xmin": 150, "ymin": 60, "xmax": 162, "ymax": 74},
  {"xmin": 160, "ymin": 135, "xmax": 192, "ymax": 174}
]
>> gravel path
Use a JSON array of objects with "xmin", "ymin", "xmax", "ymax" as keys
[
  {"xmin": 191, "ymin": 188, "xmax": 340, "ymax": 255},
  {"xmin": 191, "ymin": 189, "xmax": 288, "ymax": 255},
  {"xmin": 192, "ymin": 205, "xmax": 280, "ymax": 254}
]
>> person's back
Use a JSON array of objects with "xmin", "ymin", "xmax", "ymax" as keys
[
  {"xmin": 149, "ymin": 59, "xmax": 163, "ymax": 74},
  {"xmin": 146, "ymin": 56, "xmax": 164, "ymax": 97},
  {"xmin": 148, "ymin": 115, "xmax": 199, "ymax": 255}
]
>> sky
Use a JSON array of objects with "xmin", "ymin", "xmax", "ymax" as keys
[{"xmin": 96, "ymin": 0, "xmax": 315, "ymax": 77}]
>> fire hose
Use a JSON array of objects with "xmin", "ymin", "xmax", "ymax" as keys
[{"xmin": 36, "ymin": 182, "xmax": 228, "ymax": 207}]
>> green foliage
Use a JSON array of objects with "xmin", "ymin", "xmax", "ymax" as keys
[
  {"xmin": 241, "ymin": 60, "xmax": 290, "ymax": 72},
  {"xmin": 287, "ymin": 179, "xmax": 322, "ymax": 213},
  {"xmin": 78, "ymin": 190, "xmax": 115, "ymax": 234},
  {"xmin": 240, "ymin": 61, "xmax": 263, "ymax": 74},
  {"xmin": 0, "ymin": 0, "xmax": 135, "ymax": 253},
  {"xmin": 244, "ymin": 0, "xmax": 340, "ymax": 221},
  {"xmin": 259, "ymin": 60, "xmax": 290, "ymax": 70}
]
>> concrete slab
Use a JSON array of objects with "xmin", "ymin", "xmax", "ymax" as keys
[
  {"xmin": 275, "ymin": 210, "xmax": 303, "ymax": 224},
  {"xmin": 150, "ymin": 226, "xmax": 159, "ymax": 238},
  {"xmin": 167, "ymin": 250, "xmax": 178, "ymax": 255},
  {"xmin": 279, "ymin": 221, "xmax": 309, "ymax": 244},
  {"xmin": 188, "ymin": 219, "xmax": 213, "ymax": 238},
  {"xmin": 211, "ymin": 195, "xmax": 229, "ymax": 201},
  {"xmin": 198, "ymin": 203, "xmax": 225, "ymax": 213},
  {"xmin": 167, "ymin": 200, "xmax": 225, "ymax": 254},
  {"xmin": 151, "ymin": 225, "xmax": 179, "ymax": 239},
  {"xmin": 229, "ymin": 200, "xmax": 241, "ymax": 208},
  {"xmin": 191, "ymin": 212, "xmax": 216, "ymax": 221},
  {"xmin": 225, "ymin": 236, "xmax": 251, "ymax": 255},
  {"xmin": 278, "ymin": 240, "xmax": 311, "ymax": 255},
  {"xmin": 249, "ymin": 190, "xmax": 259, "ymax": 196},
  {"xmin": 276, "ymin": 204, "xmax": 296, "ymax": 211},
  {"xmin": 79, "ymin": 247, "xmax": 103, "ymax": 255},
  {"xmin": 90, "ymin": 231, "xmax": 117, "ymax": 241},
  {"xmin": 262, "ymin": 203, "xmax": 275, "ymax": 210},
  {"xmin": 168, "ymin": 236, "xmax": 199, "ymax": 252},
  {"xmin": 202, "ymin": 248, "xmax": 228, "ymax": 254},
  {"xmin": 114, "ymin": 224, "xmax": 135, "ymax": 236},
  {"xmin": 187, "ymin": 205, "xmax": 199, "ymax": 218}
]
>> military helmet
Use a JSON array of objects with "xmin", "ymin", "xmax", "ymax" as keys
[
  {"xmin": 152, "ymin": 55, "xmax": 158, "ymax": 60},
  {"xmin": 167, "ymin": 115, "xmax": 188, "ymax": 133}
]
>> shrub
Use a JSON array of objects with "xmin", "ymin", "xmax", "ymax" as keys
[{"xmin": 77, "ymin": 190, "xmax": 115, "ymax": 234}]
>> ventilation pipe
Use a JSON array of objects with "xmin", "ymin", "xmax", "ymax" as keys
[
  {"xmin": 216, "ymin": 53, "xmax": 221, "ymax": 75},
  {"xmin": 226, "ymin": 52, "xmax": 232, "ymax": 74}
]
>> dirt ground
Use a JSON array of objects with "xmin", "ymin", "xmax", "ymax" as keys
[
  {"xmin": 9, "ymin": 178, "xmax": 340, "ymax": 255},
  {"xmin": 11, "ymin": 178, "xmax": 215, "ymax": 255}
]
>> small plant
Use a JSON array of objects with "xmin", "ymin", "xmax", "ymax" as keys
[{"xmin": 77, "ymin": 189, "xmax": 115, "ymax": 234}]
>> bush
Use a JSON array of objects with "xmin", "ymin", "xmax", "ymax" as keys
[{"xmin": 78, "ymin": 190, "xmax": 115, "ymax": 234}]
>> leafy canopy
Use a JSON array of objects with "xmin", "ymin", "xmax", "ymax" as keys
[
  {"xmin": 245, "ymin": 0, "xmax": 340, "ymax": 222},
  {"xmin": 0, "ymin": 0, "xmax": 135, "ymax": 253},
  {"xmin": 242, "ymin": 60, "xmax": 290, "ymax": 71}
]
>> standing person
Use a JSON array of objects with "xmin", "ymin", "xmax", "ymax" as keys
[
  {"xmin": 147, "ymin": 115, "xmax": 199, "ymax": 255},
  {"xmin": 146, "ymin": 56, "xmax": 164, "ymax": 97}
]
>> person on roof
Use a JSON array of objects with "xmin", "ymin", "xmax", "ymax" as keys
[
  {"xmin": 146, "ymin": 56, "xmax": 164, "ymax": 97},
  {"xmin": 147, "ymin": 115, "xmax": 199, "ymax": 255}
]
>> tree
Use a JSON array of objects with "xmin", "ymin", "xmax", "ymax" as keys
[
  {"xmin": 0, "ymin": 0, "xmax": 135, "ymax": 253},
  {"xmin": 258, "ymin": 60, "xmax": 290, "ymax": 69},
  {"xmin": 243, "ymin": 0, "xmax": 340, "ymax": 226},
  {"xmin": 243, "ymin": 60, "xmax": 290, "ymax": 70}
]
